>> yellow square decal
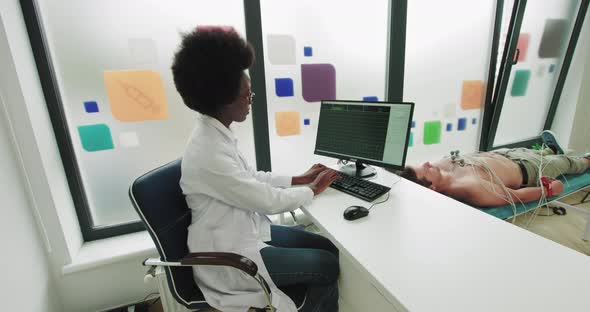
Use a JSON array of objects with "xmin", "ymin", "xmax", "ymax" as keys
[
  {"xmin": 104, "ymin": 70, "xmax": 168, "ymax": 122},
  {"xmin": 275, "ymin": 111, "xmax": 301, "ymax": 137}
]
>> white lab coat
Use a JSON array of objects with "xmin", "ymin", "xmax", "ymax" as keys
[{"xmin": 180, "ymin": 115, "xmax": 314, "ymax": 312}]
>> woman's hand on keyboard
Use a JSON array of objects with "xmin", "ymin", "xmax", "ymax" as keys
[
  {"xmin": 309, "ymin": 169, "xmax": 341, "ymax": 195},
  {"xmin": 293, "ymin": 163, "xmax": 328, "ymax": 185}
]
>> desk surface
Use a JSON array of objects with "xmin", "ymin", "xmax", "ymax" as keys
[{"xmin": 301, "ymin": 168, "xmax": 590, "ymax": 312}]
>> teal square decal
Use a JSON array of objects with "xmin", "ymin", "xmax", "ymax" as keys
[
  {"xmin": 511, "ymin": 70, "xmax": 531, "ymax": 96},
  {"xmin": 78, "ymin": 124, "xmax": 114, "ymax": 152}
]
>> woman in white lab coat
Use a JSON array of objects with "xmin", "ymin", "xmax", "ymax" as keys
[{"xmin": 171, "ymin": 28, "xmax": 341, "ymax": 312}]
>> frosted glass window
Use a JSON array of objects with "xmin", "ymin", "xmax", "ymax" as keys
[
  {"xmin": 260, "ymin": 0, "xmax": 390, "ymax": 175},
  {"xmin": 493, "ymin": 0, "xmax": 580, "ymax": 146},
  {"xmin": 36, "ymin": 0, "xmax": 255, "ymax": 230},
  {"xmin": 404, "ymin": 0, "xmax": 496, "ymax": 163}
]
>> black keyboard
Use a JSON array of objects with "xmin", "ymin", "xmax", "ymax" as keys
[{"xmin": 330, "ymin": 174, "xmax": 390, "ymax": 202}]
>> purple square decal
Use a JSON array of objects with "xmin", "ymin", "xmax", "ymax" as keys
[
  {"xmin": 304, "ymin": 47, "xmax": 313, "ymax": 57},
  {"xmin": 304, "ymin": 118, "xmax": 310, "ymax": 125},
  {"xmin": 301, "ymin": 64, "xmax": 336, "ymax": 102}
]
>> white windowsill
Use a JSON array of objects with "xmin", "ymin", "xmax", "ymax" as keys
[
  {"xmin": 60, "ymin": 210, "xmax": 307, "ymax": 275},
  {"xmin": 62, "ymin": 230, "xmax": 157, "ymax": 275}
]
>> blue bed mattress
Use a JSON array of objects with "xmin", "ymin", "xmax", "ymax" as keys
[{"xmin": 478, "ymin": 172, "xmax": 590, "ymax": 219}]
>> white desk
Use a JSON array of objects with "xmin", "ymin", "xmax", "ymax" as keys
[{"xmin": 301, "ymin": 168, "xmax": 590, "ymax": 312}]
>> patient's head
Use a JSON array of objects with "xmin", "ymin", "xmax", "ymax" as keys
[{"xmin": 399, "ymin": 162, "xmax": 443, "ymax": 190}]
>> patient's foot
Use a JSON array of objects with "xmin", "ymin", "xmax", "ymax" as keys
[{"xmin": 541, "ymin": 130, "xmax": 564, "ymax": 155}]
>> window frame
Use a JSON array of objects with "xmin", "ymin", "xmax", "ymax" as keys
[
  {"xmin": 19, "ymin": 0, "xmax": 406, "ymax": 241},
  {"xmin": 19, "ymin": 0, "xmax": 145, "ymax": 241},
  {"xmin": 22, "ymin": 0, "xmax": 584, "ymax": 241},
  {"xmin": 484, "ymin": 0, "xmax": 590, "ymax": 151}
]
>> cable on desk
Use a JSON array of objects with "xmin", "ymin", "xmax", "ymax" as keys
[
  {"xmin": 367, "ymin": 174, "xmax": 402, "ymax": 211},
  {"xmin": 367, "ymin": 192, "xmax": 390, "ymax": 211}
]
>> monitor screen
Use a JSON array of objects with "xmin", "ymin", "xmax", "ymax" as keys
[{"xmin": 314, "ymin": 100, "xmax": 414, "ymax": 170}]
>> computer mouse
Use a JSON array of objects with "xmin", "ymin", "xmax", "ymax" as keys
[{"xmin": 343, "ymin": 205, "xmax": 369, "ymax": 221}]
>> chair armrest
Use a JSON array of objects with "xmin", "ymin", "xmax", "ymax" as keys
[
  {"xmin": 181, "ymin": 252, "xmax": 258, "ymax": 277},
  {"xmin": 143, "ymin": 254, "xmax": 272, "ymax": 310},
  {"xmin": 142, "ymin": 253, "xmax": 258, "ymax": 276}
]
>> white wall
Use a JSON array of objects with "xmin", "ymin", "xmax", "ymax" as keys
[
  {"xmin": 0, "ymin": 8, "xmax": 61, "ymax": 312},
  {"xmin": 0, "ymin": 79, "xmax": 62, "ymax": 311},
  {"xmin": 551, "ymin": 8, "xmax": 590, "ymax": 149},
  {"xmin": 0, "ymin": 99, "xmax": 63, "ymax": 311}
]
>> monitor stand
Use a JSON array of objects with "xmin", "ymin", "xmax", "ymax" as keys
[{"xmin": 339, "ymin": 160, "xmax": 376, "ymax": 178}]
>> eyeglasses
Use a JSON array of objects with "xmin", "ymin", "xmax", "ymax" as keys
[
  {"xmin": 241, "ymin": 90, "xmax": 255, "ymax": 103},
  {"xmin": 247, "ymin": 91, "xmax": 255, "ymax": 103}
]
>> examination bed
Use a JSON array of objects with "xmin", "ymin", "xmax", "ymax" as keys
[{"xmin": 478, "ymin": 172, "xmax": 590, "ymax": 240}]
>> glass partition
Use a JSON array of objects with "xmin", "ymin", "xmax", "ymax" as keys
[
  {"xmin": 404, "ymin": 0, "xmax": 497, "ymax": 164},
  {"xmin": 35, "ymin": 0, "xmax": 254, "ymax": 233},
  {"xmin": 493, "ymin": 0, "xmax": 580, "ymax": 146},
  {"xmin": 260, "ymin": 0, "xmax": 390, "ymax": 175}
]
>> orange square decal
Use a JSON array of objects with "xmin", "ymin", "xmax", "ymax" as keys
[
  {"xmin": 275, "ymin": 111, "xmax": 301, "ymax": 137},
  {"xmin": 104, "ymin": 70, "xmax": 168, "ymax": 122},
  {"xmin": 460, "ymin": 80, "xmax": 484, "ymax": 110}
]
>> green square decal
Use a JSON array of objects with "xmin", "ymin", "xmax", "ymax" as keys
[
  {"xmin": 511, "ymin": 70, "xmax": 531, "ymax": 96},
  {"xmin": 78, "ymin": 124, "xmax": 114, "ymax": 152},
  {"xmin": 409, "ymin": 132, "xmax": 414, "ymax": 147},
  {"xmin": 423, "ymin": 121, "xmax": 441, "ymax": 145}
]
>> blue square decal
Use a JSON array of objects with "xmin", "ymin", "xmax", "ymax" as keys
[
  {"xmin": 549, "ymin": 64, "xmax": 556, "ymax": 73},
  {"xmin": 304, "ymin": 46, "xmax": 313, "ymax": 57},
  {"xmin": 411, "ymin": 121, "xmax": 416, "ymax": 128},
  {"xmin": 304, "ymin": 118, "xmax": 310, "ymax": 125},
  {"xmin": 458, "ymin": 118, "xmax": 467, "ymax": 131},
  {"xmin": 84, "ymin": 101, "xmax": 99, "ymax": 113},
  {"xmin": 472, "ymin": 118, "xmax": 477, "ymax": 125},
  {"xmin": 275, "ymin": 78, "xmax": 294, "ymax": 97},
  {"xmin": 446, "ymin": 123, "xmax": 453, "ymax": 132},
  {"xmin": 362, "ymin": 96, "xmax": 378, "ymax": 102}
]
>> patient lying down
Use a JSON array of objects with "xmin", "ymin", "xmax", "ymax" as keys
[{"xmin": 396, "ymin": 131, "xmax": 590, "ymax": 208}]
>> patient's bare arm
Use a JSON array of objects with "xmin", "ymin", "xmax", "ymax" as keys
[
  {"xmin": 512, "ymin": 181, "xmax": 564, "ymax": 202},
  {"xmin": 461, "ymin": 179, "xmax": 564, "ymax": 207}
]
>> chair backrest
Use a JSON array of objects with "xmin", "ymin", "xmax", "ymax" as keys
[{"xmin": 129, "ymin": 159, "xmax": 208, "ymax": 309}]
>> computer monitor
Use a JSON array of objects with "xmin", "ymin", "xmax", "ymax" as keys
[{"xmin": 314, "ymin": 100, "xmax": 414, "ymax": 178}]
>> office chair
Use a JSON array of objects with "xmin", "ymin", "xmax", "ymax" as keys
[{"xmin": 129, "ymin": 159, "xmax": 274, "ymax": 311}]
